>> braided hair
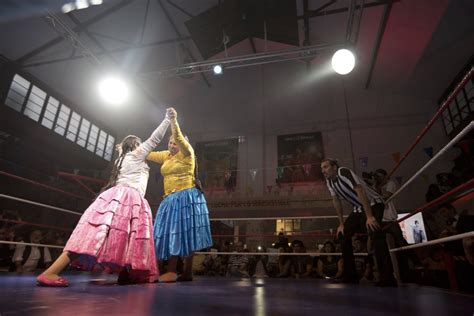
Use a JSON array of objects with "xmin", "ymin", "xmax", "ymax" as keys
[{"xmin": 101, "ymin": 135, "xmax": 141, "ymax": 192}]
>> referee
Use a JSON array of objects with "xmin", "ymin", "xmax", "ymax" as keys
[{"xmin": 321, "ymin": 158, "xmax": 396, "ymax": 286}]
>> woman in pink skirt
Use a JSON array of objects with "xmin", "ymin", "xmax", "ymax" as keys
[{"xmin": 36, "ymin": 109, "xmax": 173, "ymax": 287}]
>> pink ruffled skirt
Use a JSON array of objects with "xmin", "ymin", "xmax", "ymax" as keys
[{"xmin": 64, "ymin": 185, "xmax": 158, "ymax": 283}]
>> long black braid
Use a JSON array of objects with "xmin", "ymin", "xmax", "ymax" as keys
[{"xmin": 100, "ymin": 135, "xmax": 141, "ymax": 192}]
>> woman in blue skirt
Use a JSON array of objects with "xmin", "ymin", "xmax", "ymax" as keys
[{"xmin": 147, "ymin": 108, "xmax": 212, "ymax": 282}]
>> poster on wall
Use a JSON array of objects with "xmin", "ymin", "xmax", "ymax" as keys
[
  {"xmin": 277, "ymin": 132, "xmax": 325, "ymax": 184},
  {"xmin": 195, "ymin": 138, "xmax": 238, "ymax": 190},
  {"xmin": 398, "ymin": 213, "xmax": 428, "ymax": 244}
]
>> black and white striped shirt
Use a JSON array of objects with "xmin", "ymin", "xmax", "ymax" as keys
[{"xmin": 326, "ymin": 167, "xmax": 383, "ymax": 213}]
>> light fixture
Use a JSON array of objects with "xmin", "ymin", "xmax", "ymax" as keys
[
  {"xmin": 61, "ymin": 3, "xmax": 76, "ymax": 13},
  {"xmin": 62, "ymin": 0, "xmax": 103, "ymax": 14},
  {"xmin": 98, "ymin": 76, "xmax": 129, "ymax": 105},
  {"xmin": 213, "ymin": 64, "xmax": 223, "ymax": 75},
  {"xmin": 75, "ymin": 0, "xmax": 89, "ymax": 10},
  {"xmin": 331, "ymin": 49, "xmax": 355, "ymax": 75}
]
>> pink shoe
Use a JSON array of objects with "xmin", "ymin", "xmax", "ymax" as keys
[{"xmin": 36, "ymin": 274, "xmax": 69, "ymax": 287}]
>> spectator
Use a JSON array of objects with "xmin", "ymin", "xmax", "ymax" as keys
[
  {"xmin": 374, "ymin": 168, "xmax": 420, "ymax": 281},
  {"xmin": 450, "ymin": 167, "xmax": 463, "ymax": 186},
  {"xmin": 439, "ymin": 204, "xmax": 474, "ymax": 237},
  {"xmin": 316, "ymin": 241, "xmax": 343, "ymax": 279},
  {"xmin": 212, "ymin": 254, "xmax": 229, "ymax": 276},
  {"xmin": 12, "ymin": 230, "xmax": 52, "ymax": 273},
  {"xmin": 191, "ymin": 253, "xmax": 208, "ymax": 275},
  {"xmin": 436, "ymin": 173, "xmax": 456, "ymax": 193},
  {"xmin": 250, "ymin": 246, "xmax": 269, "ymax": 278},
  {"xmin": 362, "ymin": 172, "xmax": 375, "ymax": 187},
  {"xmin": 211, "ymin": 242, "xmax": 231, "ymax": 276},
  {"xmin": 0, "ymin": 228, "xmax": 15, "ymax": 270},
  {"xmin": 42, "ymin": 231, "xmax": 55, "ymax": 245},
  {"xmin": 438, "ymin": 204, "xmax": 474, "ymax": 291},
  {"xmin": 226, "ymin": 242, "xmax": 250, "ymax": 278},
  {"xmin": 352, "ymin": 237, "xmax": 374, "ymax": 282},
  {"xmin": 224, "ymin": 170, "xmax": 237, "ymax": 194},
  {"xmin": 265, "ymin": 247, "xmax": 280, "ymax": 277},
  {"xmin": 438, "ymin": 204, "xmax": 474, "ymax": 266},
  {"xmin": 421, "ymin": 248, "xmax": 450, "ymax": 289},
  {"xmin": 50, "ymin": 232, "xmax": 66, "ymax": 260},
  {"xmin": 289, "ymin": 240, "xmax": 312, "ymax": 278},
  {"xmin": 273, "ymin": 233, "xmax": 292, "ymax": 277},
  {"xmin": 425, "ymin": 184, "xmax": 442, "ymax": 203},
  {"xmin": 0, "ymin": 210, "xmax": 22, "ymax": 230}
]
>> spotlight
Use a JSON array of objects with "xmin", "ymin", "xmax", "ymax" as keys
[
  {"xmin": 75, "ymin": 0, "xmax": 89, "ymax": 10},
  {"xmin": 213, "ymin": 64, "xmax": 223, "ymax": 75},
  {"xmin": 61, "ymin": 3, "xmax": 76, "ymax": 13},
  {"xmin": 98, "ymin": 76, "xmax": 129, "ymax": 105},
  {"xmin": 257, "ymin": 246, "xmax": 262, "ymax": 251},
  {"xmin": 62, "ymin": 0, "xmax": 103, "ymax": 13},
  {"xmin": 331, "ymin": 49, "xmax": 355, "ymax": 75}
]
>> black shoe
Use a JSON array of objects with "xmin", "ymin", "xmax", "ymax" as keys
[
  {"xmin": 117, "ymin": 270, "xmax": 131, "ymax": 285},
  {"xmin": 177, "ymin": 275, "xmax": 193, "ymax": 282}
]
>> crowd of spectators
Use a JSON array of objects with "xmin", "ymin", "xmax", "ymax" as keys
[{"xmin": 0, "ymin": 209, "xmax": 67, "ymax": 272}]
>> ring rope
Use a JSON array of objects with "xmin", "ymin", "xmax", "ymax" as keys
[
  {"xmin": 0, "ymin": 240, "xmax": 368, "ymax": 256},
  {"xmin": 210, "ymin": 215, "xmax": 345, "ymax": 221},
  {"xmin": 389, "ymin": 231, "xmax": 474, "ymax": 253},
  {"xmin": 384, "ymin": 178, "xmax": 474, "ymax": 230},
  {"xmin": 0, "ymin": 218, "xmax": 73, "ymax": 232},
  {"xmin": 0, "ymin": 195, "xmax": 346, "ymax": 221},
  {"xmin": 0, "ymin": 171, "xmax": 90, "ymax": 200},
  {"xmin": 386, "ymin": 121, "xmax": 474, "ymax": 204},
  {"xmin": 0, "ymin": 194, "xmax": 82, "ymax": 216},
  {"xmin": 0, "ymin": 240, "xmax": 64, "ymax": 249},
  {"xmin": 194, "ymin": 251, "xmax": 368, "ymax": 256}
]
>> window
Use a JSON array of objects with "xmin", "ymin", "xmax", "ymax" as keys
[
  {"xmin": 41, "ymin": 97, "xmax": 60, "ymax": 129},
  {"xmin": 104, "ymin": 135, "xmax": 115, "ymax": 161},
  {"xmin": 76, "ymin": 118, "xmax": 90, "ymax": 147},
  {"xmin": 4, "ymin": 73, "xmax": 116, "ymax": 161},
  {"xmin": 284, "ymin": 219, "xmax": 301, "ymax": 234},
  {"xmin": 23, "ymin": 86, "xmax": 47, "ymax": 122},
  {"xmin": 445, "ymin": 122, "xmax": 453, "ymax": 134},
  {"xmin": 54, "ymin": 104, "xmax": 71, "ymax": 136},
  {"xmin": 442, "ymin": 111, "xmax": 450, "ymax": 123},
  {"xmin": 448, "ymin": 100, "xmax": 458, "ymax": 117},
  {"xmin": 95, "ymin": 130, "xmax": 107, "ymax": 157},
  {"xmin": 456, "ymin": 93, "xmax": 466, "ymax": 108},
  {"xmin": 5, "ymin": 74, "xmax": 30, "ymax": 112},
  {"xmin": 441, "ymin": 73, "xmax": 474, "ymax": 136},
  {"xmin": 466, "ymin": 79, "xmax": 474, "ymax": 99},
  {"xmin": 442, "ymin": 112, "xmax": 450, "ymax": 131},
  {"xmin": 453, "ymin": 115, "xmax": 461, "ymax": 126},
  {"xmin": 87, "ymin": 124, "xmax": 99, "ymax": 152},
  {"xmin": 460, "ymin": 105, "xmax": 470, "ymax": 119},
  {"xmin": 66, "ymin": 112, "xmax": 81, "ymax": 142}
]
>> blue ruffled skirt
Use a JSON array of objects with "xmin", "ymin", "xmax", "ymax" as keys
[{"xmin": 153, "ymin": 188, "xmax": 213, "ymax": 260}]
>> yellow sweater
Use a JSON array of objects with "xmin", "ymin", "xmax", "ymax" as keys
[{"xmin": 147, "ymin": 117, "xmax": 195, "ymax": 197}]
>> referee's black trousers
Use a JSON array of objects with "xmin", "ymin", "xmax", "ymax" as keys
[{"xmin": 340, "ymin": 203, "xmax": 395, "ymax": 282}]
